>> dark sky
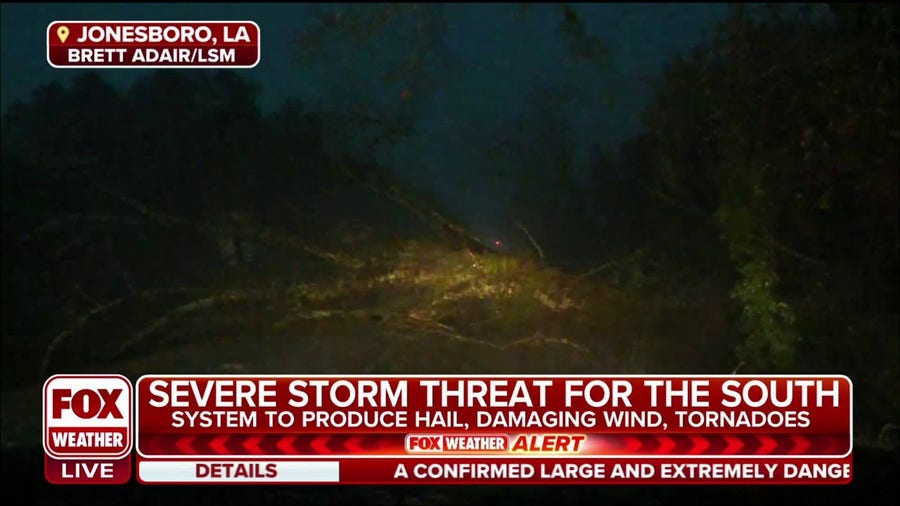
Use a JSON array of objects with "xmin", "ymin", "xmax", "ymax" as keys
[{"xmin": 0, "ymin": 3, "xmax": 727, "ymax": 234}]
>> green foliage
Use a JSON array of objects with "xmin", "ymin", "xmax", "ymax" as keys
[
  {"xmin": 619, "ymin": 4, "xmax": 900, "ymax": 431},
  {"xmin": 715, "ymin": 160, "xmax": 798, "ymax": 370},
  {"xmin": 730, "ymin": 257, "xmax": 797, "ymax": 370},
  {"xmin": 640, "ymin": 4, "xmax": 898, "ymax": 380}
]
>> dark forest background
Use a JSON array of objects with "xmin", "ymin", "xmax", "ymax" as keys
[{"xmin": 2, "ymin": 4, "xmax": 898, "ymax": 440}]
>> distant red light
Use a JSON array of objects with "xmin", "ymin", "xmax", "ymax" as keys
[{"xmin": 495, "ymin": 240, "xmax": 503, "ymax": 247}]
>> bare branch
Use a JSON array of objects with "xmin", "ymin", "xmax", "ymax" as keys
[
  {"xmin": 515, "ymin": 220, "xmax": 545, "ymax": 260},
  {"xmin": 115, "ymin": 289, "xmax": 276, "ymax": 359},
  {"xmin": 337, "ymin": 158, "xmax": 494, "ymax": 253},
  {"xmin": 98, "ymin": 186, "xmax": 365, "ymax": 269},
  {"xmin": 41, "ymin": 287, "xmax": 212, "ymax": 377}
]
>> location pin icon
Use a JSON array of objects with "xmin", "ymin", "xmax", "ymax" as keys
[{"xmin": 57, "ymin": 26, "xmax": 69, "ymax": 43}]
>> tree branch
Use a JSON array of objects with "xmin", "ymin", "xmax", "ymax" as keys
[
  {"xmin": 97, "ymin": 186, "xmax": 365, "ymax": 269},
  {"xmin": 41, "ymin": 287, "xmax": 212, "ymax": 377},
  {"xmin": 515, "ymin": 220, "xmax": 545, "ymax": 260},
  {"xmin": 336, "ymin": 158, "xmax": 495, "ymax": 253}
]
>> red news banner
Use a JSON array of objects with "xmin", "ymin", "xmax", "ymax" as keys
[
  {"xmin": 46, "ymin": 21, "xmax": 259, "ymax": 68},
  {"xmin": 134, "ymin": 375, "xmax": 852, "ymax": 485}
]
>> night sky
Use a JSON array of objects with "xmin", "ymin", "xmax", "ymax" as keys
[{"xmin": 0, "ymin": 3, "xmax": 727, "ymax": 233}]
